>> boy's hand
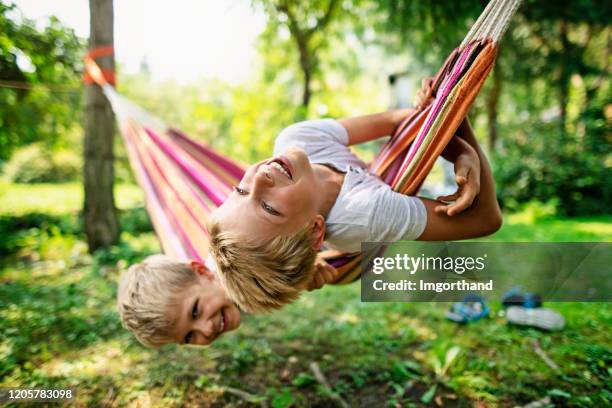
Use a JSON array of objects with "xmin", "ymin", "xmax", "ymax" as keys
[
  {"xmin": 306, "ymin": 257, "xmax": 340, "ymax": 291},
  {"xmin": 435, "ymin": 143, "xmax": 481, "ymax": 216},
  {"xmin": 414, "ymin": 77, "xmax": 435, "ymax": 109}
]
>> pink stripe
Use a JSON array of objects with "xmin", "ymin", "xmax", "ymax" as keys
[
  {"xmin": 144, "ymin": 138, "xmax": 213, "ymax": 214},
  {"xmin": 171, "ymin": 134, "xmax": 242, "ymax": 190},
  {"xmin": 127, "ymin": 127, "xmax": 197, "ymax": 259},
  {"xmin": 399, "ymin": 42, "xmax": 477, "ymax": 173},
  {"xmin": 133, "ymin": 133, "xmax": 205, "ymax": 261},
  {"xmin": 371, "ymin": 109, "xmax": 428, "ymax": 175},
  {"xmin": 148, "ymin": 139, "xmax": 213, "ymax": 213},
  {"xmin": 169, "ymin": 129, "xmax": 245, "ymax": 180},
  {"xmin": 147, "ymin": 172, "xmax": 202, "ymax": 261},
  {"xmin": 122, "ymin": 127, "xmax": 187, "ymax": 258},
  {"xmin": 145, "ymin": 128, "xmax": 228, "ymax": 206},
  {"xmin": 146, "ymin": 144, "xmax": 209, "ymax": 234}
]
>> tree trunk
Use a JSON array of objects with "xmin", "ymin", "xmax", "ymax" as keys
[
  {"xmin": 558, "ymin": 19, "xmax": 570, "ymax": 136},
  {"xmin": 84, "ymin": 0, "xmax": 119, "ymax": 251},
  {"xmin": 296, "ymin": 35, "xmax": 312, "ymax": 109},
  {"xmin": 486, "ymin": 64, "xmax": 502, "ymax": 151},
  {"xmin": 300, "ymin": 59, "xmax": 312, "ymax": 109}
]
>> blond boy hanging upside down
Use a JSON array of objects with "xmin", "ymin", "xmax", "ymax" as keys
[{"xmin": 118, "ymin": 80, "xmax": 502, "ymax": 347}]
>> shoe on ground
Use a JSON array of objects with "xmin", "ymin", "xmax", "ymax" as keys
[{"xmin": 506, "ymin": 306, "xmax": 565, "ymax": 331}]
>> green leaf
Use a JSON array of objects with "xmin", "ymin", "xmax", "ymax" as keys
[
  {"xmin": 194, "ymin": 375, "xmax": 209, "ymax": 389},
  {"xmin": 440, "ymin": 346, "xmax": 461, "ymax": 377},
  {"xmin": 271, "ymin": 387, "xmax": 295, "ymax": 408},
  {"xmin": 292, "ymin": 373, "xmax": 316, "ymax": 388},
  {"xmin": 421, "ymin": 384, "xmax": 437, "ymax": 404},
  {"xmin": 548, "ymin": 389, "xmax": 571, "ymax": 399}
]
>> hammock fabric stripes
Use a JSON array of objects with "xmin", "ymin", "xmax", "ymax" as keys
[{"xmin": 84, "ymin": 0, "xmax": 520, "ymax": 285}]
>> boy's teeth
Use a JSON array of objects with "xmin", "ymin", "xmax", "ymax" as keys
[{"xmin": 271, "ymin": 162, "xmax": 290, "ymax": 178}]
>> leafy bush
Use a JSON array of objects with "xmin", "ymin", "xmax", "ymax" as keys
[
  {"xmin": 494, "ymin": 115, "xmax": 611, "ymax": 216},
  {"xmin": 3, "ymin": 144, "xmax": 82, "ymax": 183}
]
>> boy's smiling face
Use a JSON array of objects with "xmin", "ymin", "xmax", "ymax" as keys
[
  {"xmin": 166, "ymin": 264, "xmax": 241, "ymax": 346},
  {"xmin": 214, "ymin": 146, "xmax": 321, "ymax": 242}
]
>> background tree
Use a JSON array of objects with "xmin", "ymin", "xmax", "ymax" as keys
[
  {"xmin": 83, "ymin": 0, "xmax": 119, "ymax": 251},
  {"xmin": 254, "ymin": 0, "xmax": 344, "ymax": 115},
  {"xmin": 0, "ymin": 2, "xmax": 84, "ymax": 161}
]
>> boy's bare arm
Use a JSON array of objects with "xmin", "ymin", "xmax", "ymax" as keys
[
  {"xmin": 338, "ymin": 108, "xmax": 416, "ymax": 146},
  {"xmin": 339, "ymin": 77, "xmax": 435, "ymax": 146},
  {"xmin": 417, "ymin": 118, "xmax": 503, "ymax": 240}
]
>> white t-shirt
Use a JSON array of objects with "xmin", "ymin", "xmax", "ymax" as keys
[{"xmin": 273, "ymin": 119, "xmax": 427, "ymax": 253}]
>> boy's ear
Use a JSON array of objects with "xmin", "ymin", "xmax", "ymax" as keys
[
  {"xmin": 190, "ymin": 261, "xmax": 215, "ymax": 280},
  {"xmin": 309, "ymin": 215, "xmax": 326, "ymax": 251}
]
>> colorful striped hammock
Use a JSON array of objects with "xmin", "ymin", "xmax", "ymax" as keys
[{"xmin": 85, "ymin": 0, "xmax": 520, "ymax": 284}]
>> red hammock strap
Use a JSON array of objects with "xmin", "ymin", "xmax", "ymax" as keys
[{"xmin": 83, "ymin": 45, "xmax": 116, "ymax": 86}]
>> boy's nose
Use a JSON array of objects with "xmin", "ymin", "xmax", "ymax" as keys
[
  {"xmin": 253, "ymin": 165, "xmax": 274, "ymax": 190},
  {"xmin": 194, "ymin": 317, "xmax": 217, "ymax": 340}
]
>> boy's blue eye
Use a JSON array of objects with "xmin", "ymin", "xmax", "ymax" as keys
[
  {"xmin": 262, "ymin": 202, "xmax": 281, "ymax": 216},
  {"xmin": 233, "ymin": 185, "xmax": 280, "ymax": 215},
  {"xmin": 234, "ymin": 186, "xmax": 248, "ymax": 195}
]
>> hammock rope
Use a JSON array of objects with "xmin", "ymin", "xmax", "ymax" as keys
[{"xmin": 84, "ymin": 0, "xmax": 521, "ymax": 284}]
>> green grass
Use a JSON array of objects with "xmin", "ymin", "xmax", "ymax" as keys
[{"xmin": 1, "ymin": 182, "xmax": 610, "ymax": 407}]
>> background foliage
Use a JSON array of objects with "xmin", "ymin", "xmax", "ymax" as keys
[
  {"xmin": 0, "ymin": 2, "xmax": 84, "ymax": 162},
  {"xmin": 1, "ymin": 0, "xmax": 609, "ymax": 213}
]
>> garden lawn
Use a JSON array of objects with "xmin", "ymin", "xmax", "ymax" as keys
[{"xmin": 1, "ymin": 182, "xmax": 610, "ymax": 407}]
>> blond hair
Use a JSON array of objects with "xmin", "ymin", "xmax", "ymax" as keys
[
  {"xmin": 117, "ymin": 254, "xmax": 197, "ymax": 347},
  {"xmin": 207, "ymin": 217, "xmax": 316, "ymax": 314}
]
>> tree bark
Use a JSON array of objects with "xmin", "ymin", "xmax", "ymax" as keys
[{"xmin": 84, "ymin": 0, "xmax": 119, "ymax": 251}]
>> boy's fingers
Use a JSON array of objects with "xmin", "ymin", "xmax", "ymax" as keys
[
  {"xmin": 322, "ymin": 268, "xmax": 334, "ymax": 283},
  {"xmin": 308, "ymin": 262, "xmax": 339, "ymax": 289},
  {"xmin": 437, "ymin": 192, "xmax": 460, "ymax": 202},
  {"xmin": 331, "ymin": 265, "xmax": 340, "ymax": 277},
  {"xmin": 324, "ymin": 264, "xmax": 339, "ymax": 277},
  {"xmin": 447, "ymin": 189, "xmax": 477, "ymax": 216},
  {"xmin": 455, "ymin": 167, "xmax": 470, "ymax": 183},
  {"xmin": 309, "ymin": 274, "xmax": 324, "ymax": 291},
  {"xmin": 422, "ymin": 77, "xmax": 433, "ymax": 88},
  {"xmin": 434, "ymin": 203, "xmax": 451, "ymax": 214},
  {"xmin": 447, "ymin": 199, "xmax": 468, "ymax": 216}
]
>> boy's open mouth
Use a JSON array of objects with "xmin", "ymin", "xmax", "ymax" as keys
[{"xmin": 266, "ymin": 156, "xmax": 293, "ymax": 180}]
